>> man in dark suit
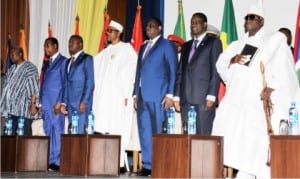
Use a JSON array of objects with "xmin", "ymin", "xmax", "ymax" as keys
[
  {"xmin": 133, "ymin": 17, "xmax": 178, "ymax": 176},
  {"xmin": 61, "ymin": 35, "xmax": 94, "ymax": 134},
  {"xmin": 174, "ymin": 12, "xmax": 222, "ymax": 135},
  {"xmin": 40, "ymin": 37, "xmax": 67, "ymax": 171}
]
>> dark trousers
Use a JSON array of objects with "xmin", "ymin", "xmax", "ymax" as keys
[
  {"xmin": 180, "ymin": 102, "xmax": 215, "ymax": 135},
  {"xmin": 10, "ymin": 114, "xmax": 32, "ymax": 135}
]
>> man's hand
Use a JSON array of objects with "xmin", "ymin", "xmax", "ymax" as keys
[
  {"xmin": 53, "ymin": 103, "xmax": 61, "ymax": 115},
  {"xmin": 29, "ymin": 103, "xmax": 38, "ymax": 116},
  {"xmin": 174, "ymin": 101, "xmax": 181, "ymax": 112},
  {"xmin": 124, "ymin": 98, "xmax": 128, "ymax": 106},
  {"xmin": 162, "ymin": 96, "xmax": 173, "ymax": 110},
  {"xmin": 79, "ymin": 102, "xmax": 86, "ymax": 113},
  {"xmin": 133, "ymin": 98, "xmax": 137, "ymax": 110},
  {"xmin": 205, "ymin": 100, "xmax": 214, "ymax": 111},
  {"xmin": 60, "ymin": 105, "xmax": 68, "ymax": 115},
  {"xmin": 261, "ymin": 87, "xmax": 274, "ymax": 101},
  {"xmin": 229, "ymin": 54, "xmax": 245, "ymax": 67}
]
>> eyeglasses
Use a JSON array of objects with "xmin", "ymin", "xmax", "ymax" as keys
[
  {"xmin": 244, "ymin": 14, "xmax": 261, "ymax": 21},
  {"xmin": 106, "ymin": 28, "xmax": 119, "ymax": 33}
]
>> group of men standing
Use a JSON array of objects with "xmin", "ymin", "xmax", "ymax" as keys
[{"xmin": 1, "ymin": 2, "xmax": 299, "ymax": 178}]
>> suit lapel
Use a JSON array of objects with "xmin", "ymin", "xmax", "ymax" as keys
[
  {"xmin": 69, "ymin": 52, "xmax": 84, "ymax": 75},
  {"xmin": 142, "ymin": 37, "xmax": 162, "ymax": 64},
  {"xmin": 190, "ymin": 35, "xmax": 209, "ymax": 63}
]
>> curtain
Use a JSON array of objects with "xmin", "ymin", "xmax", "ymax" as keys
[
  {"xmin": 74, "ymin": 0, "xmax": 107, "ymax": 55},
  {"xmin": 29, "ymin": 0, "xmax": 75, "ymax": 73},
  {"xmin": 0, "ymin": 0, "xmax": 29, "ymax": 74}
]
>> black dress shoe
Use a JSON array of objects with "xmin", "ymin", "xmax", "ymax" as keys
[
  {"xmin": 137, "ymin": 168, "xmax": 151, "ymax": 176},
  {"xmin": 119, "ymin": 167, "xmax": 126, "ymax": 174},
  {"xmin": 48, "ymin": 164, "xmax": 60, "ymax": 171}
]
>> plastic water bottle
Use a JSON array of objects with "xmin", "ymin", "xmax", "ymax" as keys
[
  {"xmin": 288, "ymin": 101, "xmax": 298, "ymax": 135},
  {"xmin": 167, "ymin": 107, "xmax": 175, "ymax": 134},
  {"xmin": 71, "ymin": 110, "xmax": 79, "ymax": 134},
  {"xmin": 188, "ymin": 106, "xmax": 197, "ymax": 134},
  {"xmin": 86, "ymin": 111, "xmax": 95, "ymax": 134},
  {"xmin": 17, "ymin": 116, "xmax": 25, "ymax": 136},
  {"xmin": 6, "ymin": 114, "xmax": 13, "ymax": 135}
]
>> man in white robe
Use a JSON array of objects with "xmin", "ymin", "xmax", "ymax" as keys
[
  {"xmin": 93, "ymin": 20, "xmax": 137, "ymax": 171},
  {"xmin": 212, "ymin": 3, "xmax": 299, "ymax": 179}
]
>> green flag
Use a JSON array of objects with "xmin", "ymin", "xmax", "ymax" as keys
[
  {"xmin": 173, "ymin": 0, "xmax": 186, "ymax": 40},
  {"xmin": 220, "ymin": 0, "xmax": 238, "ymax": 49},
  {"xmin": 218, "ymin": 0, "xmax": 238, "ymax": 102}
]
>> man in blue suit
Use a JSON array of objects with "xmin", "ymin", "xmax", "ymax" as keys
[
  {"xmin": 174, "ymin": 12, "xmax": 222, "ymax": 135},
  {"xmin": 133, "ymin": 17, "xmax": 178, "ymax": 176},
  {"xmin": 40, "ymin": 37, "xmax": 67, "ymax": 171},
  {"xmin": 61, "ymin": 35, "xmax": 94, "ymax": 134}
]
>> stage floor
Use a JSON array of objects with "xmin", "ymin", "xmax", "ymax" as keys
[{"xmin": 1, "ymin": 171, "xmax": 141, "ymax": 178}]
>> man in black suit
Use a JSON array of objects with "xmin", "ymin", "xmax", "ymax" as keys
[{"xmin": 174, "ymin": 12, "xmax": 222, "ymax": 135}]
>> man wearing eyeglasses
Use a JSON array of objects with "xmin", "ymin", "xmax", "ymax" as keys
[
  {"xmin": 93, "ymin": 20, "xmax": 137, "ymax": 173},
  {"xmin": 212, "ymin": 2, "xmax": 299, "ymax": 179}
]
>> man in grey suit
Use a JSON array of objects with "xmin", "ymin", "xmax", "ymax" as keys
[{"xmin": 174, "ymin": 12, "xmax": 222, "ymax": 135}]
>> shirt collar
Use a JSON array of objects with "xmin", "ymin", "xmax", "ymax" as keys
[
  {"xmin": 50, "ymin": 52, "xmax": 59, "ymax": 62},
  {"xmin": 148, "ymin": 35, "xmax": 161, "ymax": 46},
  {"xmin": 72, "ymin": 50, "xmax": 83, "ymax": 59},
  {"xmin": 193, "ymin": 32, "xmax": 207, "ymax": 46}
]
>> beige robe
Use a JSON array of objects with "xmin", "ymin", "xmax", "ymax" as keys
[{"xmin": 93, "ymin": 42, "xmax": 137, "ymax": 167}]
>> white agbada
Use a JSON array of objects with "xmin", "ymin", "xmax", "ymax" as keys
[
  {"xmin": 93, "ymin": 42, "xmax": 137, "ymax": 167},
  {"xmin": 212, "ymin": 29, "xmax": 299, "ymax": 179}
]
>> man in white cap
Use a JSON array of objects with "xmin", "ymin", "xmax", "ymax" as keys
[
  {"xmin": 212, "ymin": 1, "xmax": 299, "ymax": 179},
  {"xmin": 93, "ymin": 20, "xmax": 137, "ymax": 173}
]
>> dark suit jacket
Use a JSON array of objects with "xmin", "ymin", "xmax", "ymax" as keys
[
  {"xmin": 175, "ymin": 34, "xmax": 222, "ymax": 105},
  {"xmin": 133, "ymin": 36, "xmax": 178, "ymax": 102},
  {"xmin": 63, "ymin": 52, "xmax": 94, "ymax": 111}
]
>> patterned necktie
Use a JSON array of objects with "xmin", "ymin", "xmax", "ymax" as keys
[
  {"xmin": 188, "ymin": 39, "xmax": 199, "ymax": 63},
  {"xmin": 143, "ymin": 41, "xmax": 153, "ymax": 60}
]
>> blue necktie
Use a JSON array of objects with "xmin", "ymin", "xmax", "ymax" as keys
[{"xmin": 188, "ymin": 40, "xmax": 199, "ymax": 63}]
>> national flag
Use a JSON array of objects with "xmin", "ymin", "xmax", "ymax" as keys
[
  {"xmin": 218, "ymin": 0, "xmax": 238, "ymax": 102},
  {"xmin": 74, "ymin": 14, "xmax": 80, "ymax": 35},
  {"xmin": 294, "ymin": 2, "xmax": 300, "ymax": 84},
  {"xmin": 98, "ymin": 7, "xmax": 110, "ymax": 52},
  {"xmin": 6, "ymin": 34, "xmax": 13, "ymax": 73},
  {"xmin": 19, "ymin": 24, "xmax": 28, "ymax": 60},
  {"xmin": 131, "ymin": 5, "xmax": 143, "ymax": 52},
  {"xmin": 173, "ymin": 0, "xmax": 186, "ymax": 40},
  {"xmin": 40, "ymin": 21, "xmax": 53, "ymax": 86}
]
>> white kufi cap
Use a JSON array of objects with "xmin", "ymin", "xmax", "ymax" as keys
[
  {"xmin": 247, "ymin": 0, "xmax": 265, "ymax": 18},
  {"xmin": 109, "ymin": 20, "xmax": 123, "ymax": 32}
]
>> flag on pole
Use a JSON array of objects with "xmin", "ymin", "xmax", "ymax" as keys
[
  {"xmin": 6, "ymin": 34, "xmax": 13, "ymax": 73},
  {"xmin": 131, "ymin": 4, "xmax": 143, "ymax": 52},
  {"xmin": 98, "ymin": 7, "xmax": 110, "ymax": 52},
  {"xmin": 294, "ymin": 2, "xmax": 300, "ymax": 84},
  {"xmin": 19, "ymin": 24, "xmax": 28, "ymax": 60},
  {"xmin": 74, "ymin": 14, "xmax": 80, "ymax": 35},
  {"xmin": 39, "ymin": 21, "xmax": 53, "ymax": 86},
  {"xmin": 218, "ymin": 0, "xmax": 238, "ymax": 102},
  {"xmin": 173, "ymin": 0, "xmax": 186, "ymax": 40}
]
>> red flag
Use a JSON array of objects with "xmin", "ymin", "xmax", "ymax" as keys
[
  {"xmin": 40, "ymin": 22, "xmax": 53, "ymax": 86},
  {"xmin": 98, "ymin": 8, "xmax": 110, "ymax": 52},
  {"xmin": 131, "ymin": 5, "xmax": 143, "ymax": 52},
  {"xmin": 294, "ymin": 2, "xmax": 300, "ymax": 63},
  {"xmin": 19, "ymin": 24, "xmax": 28, "ymax": 60},
  {"xmin": 74, "ymin": 14, "xmax": 80, "ymax": 35}
]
